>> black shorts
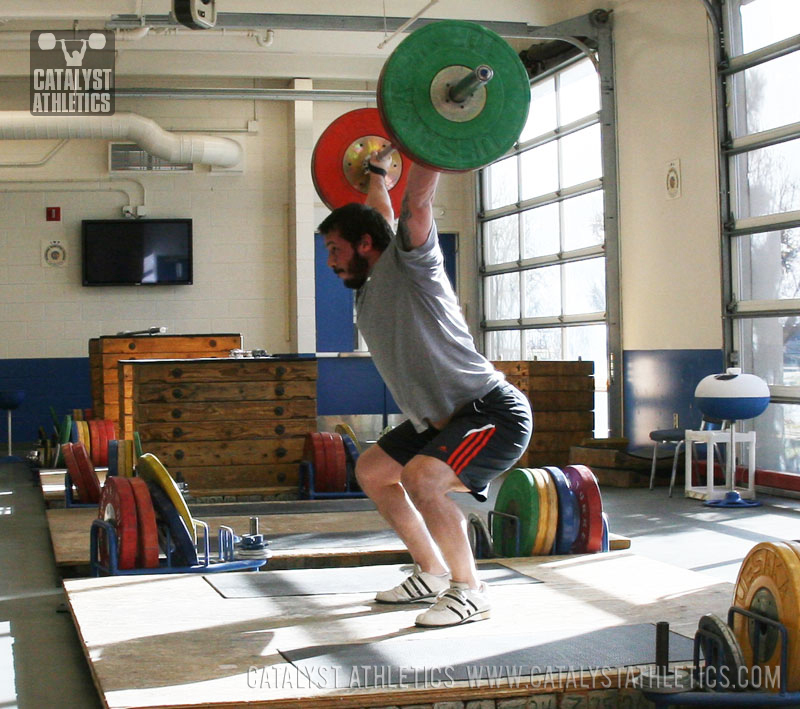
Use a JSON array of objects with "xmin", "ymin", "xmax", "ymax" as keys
[{"xmin": 377, "ymin": 380, "xmax": 533, "ymax": 502}]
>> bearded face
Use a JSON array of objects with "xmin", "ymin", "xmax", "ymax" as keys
[{"xmin": 339, "ymin": 251, "xmax": 370, "ymax": 289}]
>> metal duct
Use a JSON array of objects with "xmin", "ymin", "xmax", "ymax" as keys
[{"xmin": 0, "ymin": 110, "xmax": 243, "ymax": 167}]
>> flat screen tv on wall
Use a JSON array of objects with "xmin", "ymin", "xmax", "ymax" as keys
[{"xmin": 82, "ymin": 219, "xmax": 193, "ymax": 286}]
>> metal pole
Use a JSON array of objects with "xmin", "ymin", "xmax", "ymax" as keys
[{"xmin": 448, "ymin": 65, "xmax": 494, "ymax": 103}]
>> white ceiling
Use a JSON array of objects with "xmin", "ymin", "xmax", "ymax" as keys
[{"xmin": 0, "ymin": 1, "xmax": 594, "ymax": 81}]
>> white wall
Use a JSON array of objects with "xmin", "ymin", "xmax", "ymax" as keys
[
  {"xmin": 0, "ymin": 78, "xmax": 296, "ymax": 358},
  {"xmin": 0, "ymin": 0, "xmax": 726, "ymax": 362},
  {"xmin": 612, "ymin": 0, "xmax": 723, "ymax": 351}
]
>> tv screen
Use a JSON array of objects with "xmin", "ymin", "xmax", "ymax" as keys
[{"xmin": 82, "ymin": 219, "xmax": 193, "ymax": 286}]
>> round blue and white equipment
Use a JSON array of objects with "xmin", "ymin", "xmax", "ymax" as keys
[{"xmin": 694, "ymin": 368, "xmax": 770, "ymax": 421}]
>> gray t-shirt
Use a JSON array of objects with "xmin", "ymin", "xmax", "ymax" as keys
[{"xmin": 356, "ymin": 223, "xmax": 503, "ymax": 432}]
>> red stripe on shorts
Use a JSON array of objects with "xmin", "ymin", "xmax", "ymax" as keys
[{"xmin": 447, "ymin": 425, "xmax": 496, "ymax": 475}]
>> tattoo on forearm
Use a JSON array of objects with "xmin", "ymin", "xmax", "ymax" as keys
[{"xmin": 397, "ymin": 196, "xmax": 412, "ymax": 250}]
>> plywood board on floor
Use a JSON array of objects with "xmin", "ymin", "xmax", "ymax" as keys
[
  {"xmin": 45, "ymin": 504, "xmax": 630, "ymax": 574},
  {"xmin": 45, "ymin": 507, "xmax": 411, "ymax": 571},
  {"xmin": 63, "ymin": 552, "xmax": 732, "ymax": 709}
]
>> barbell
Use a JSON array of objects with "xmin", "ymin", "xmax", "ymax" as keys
[{"xmin": 312, "ymin": 19, "xmax": 531, "ymax": 211}]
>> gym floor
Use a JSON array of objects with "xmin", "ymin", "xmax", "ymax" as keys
[{"xmin": 1, "ymin": 456, "xmax": 798, "ymax": 708}]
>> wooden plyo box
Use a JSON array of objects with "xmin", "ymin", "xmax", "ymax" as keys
[
  {"xmin": 493, "ymin": 360, "xmax": 595, "ymax": 469},
  {"xmin": 127, "ymin": 357, "xmax": 317, "ymax": 498},
  {"xmin": 89, "ymin": 333, "xmax": 242, "ymax": 428}
]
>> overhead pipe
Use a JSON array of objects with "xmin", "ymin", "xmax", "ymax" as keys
[
  {"xmin": 0, "ymin": 111, "xmax": 243, "ymax": 168},
  {"xmin": 0, "ymin": 26, "xmax": 273, "ymax": 47}
]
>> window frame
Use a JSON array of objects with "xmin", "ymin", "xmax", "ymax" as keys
[{"xmin": 476, "ymin": 15, "xmax": 621, "ymax": 437}]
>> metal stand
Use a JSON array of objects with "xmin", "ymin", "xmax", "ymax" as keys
[
  {"xmin": 487, "ymin": 509, "xmax": 522, "ymax": 556},
  {"xmin": 90, "ymin": 518, "xmax": 267, "ymax": 576},
  {"xmin": 64, "ymin": 471, "xmax": 97, "ymax": 509},
  {"xmin": 644, "ymin": 606, "xmax": 799, "ymax": 707},
  {"xmin": 298, "ymin": 461, "xmax": 366, "ymax": 500}
]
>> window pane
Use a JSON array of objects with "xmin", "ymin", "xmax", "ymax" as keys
[
  {"xmin": 736, "ymin": 228, "xmax": 800, "ymax": 301},
  {"xmin": 483, "ymin": 214, "xmax": 519, "ymax": 266},
  {"xmin": 738, "ymin": 316, "xmax": 800, "ymax": 387},
  {"xmin": 523, "ymin": 265, "xmax": 561, "ymax": 318},
  {"xmin": 558, "ymin": 58, "xmax": 600, "ymax": 125},
  {"xmin": 565, "ymin": 323, "xmax": 607, "ymax": 436},
  {"xmin": 524, "ymin": 328, "xmax": 562, "ymax": 360},
  {"xmin": 521, "ymin": 203, "xmax": 560, "ymax": 259},
  {"xmin": 561, "ymin": 124, "xmax": 602, "ymax": 187},
  {"xmin": 564, "ymin": 258, "xmax": 606, "ymax": 314},
  {"xmin": 484, "ymin": 272, "xmax": 520, "ymax": 320},
  {"xmin": 484, "ymin": 155, "xmax": 518, "ymax": 210},
  {"xmin": 751, "ymin": 402, "xmax": 800, "ymax": 473},
  {"xmin": 486, "ymin": 329, "xmax": 521, "ymax": 360},
  {"xmin": 564, "ymin": 324, "xmax": 608, "ymax": 385},
  {"xmin": 733, "ymin": 136, "xmax": 800, "ymax": 219},
  {"xmin": 739, "ymin": 53, "xmax": 800, "ymax": 136},
  {"xmin": 563, "ymin": 190, "xmax": 605, "ymax": 251},
  {"xmin": 738, "ymin": 0, "xmax": 800, "ymax": 54},
  {"xmin": 520, "ymin": 142, "xmax": 559, "ymax": 200},
  {"xmin": 520, "ymin": 77, "xmax": 556, "ymax": 142}
]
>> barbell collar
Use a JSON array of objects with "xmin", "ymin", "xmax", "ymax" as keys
[{"xmin": 448, "ymin": 64, "xmax": 494, "ymax": 103}]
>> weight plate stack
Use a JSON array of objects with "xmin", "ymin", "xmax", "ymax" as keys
[
  {"xmin": 72, "ymin": 441, "xmax": 102, "ymax": 504},
  {"xmin": 492, "ymin": 468, "xmax": 539, "ymax": 557},
  {"xmin": 340, "ymin": 433, "xmax": 361, "ymax": 492},
  {"xmin": 62, "ymin": 442, "xmax": 92, "ymax": 504},
  {"xmin": 733, "ymin": 541, "xmax": 800, "ymax": 691},
  {"xmin": 88, "ymin": 420, "xmax": 100, "ymax": 467},
  {"xmin": 563, "ymin": 464, "xmax": 604, "ymax": 554},
  {"xmin": 107, "ymin": 439, "xmax": 119, "ymax": 478},
  {"xmin": 146, "ymin": 480, "xmax": 198, "ymax": 567},
  {"xmin": 98, "ymin": 476, "xmax": 139, "ymax": 570},
  {"xmin": 123, "ymin": 440, "xmax": 135, "ymax": 476},
  {"xmin": 543, "ymin": 466, "xmax": 580, "ymax": 555},
  {"xmin": 335, "ymin": 423, "xmax": 362, "ymax": 453},
  {"xmin": 312, "ymin": 107, "xmax": 409, "ymax": 216},
  {"xmin": 697, "ymin": 613, "xmax": 747, "ymax": 691},
  {"xmin": 136, "ymin": 453, "xmax": 196, "ymax": 544},
  {"xmin": 133, "ymin": 430, "xmax": 144, "ymax": 458},
  {"xmin": 540, "ymin": 468, "xmax": 559, "ymax": 554},
  {"xmin": 128, "ymin": 477, "xmax": 160, "ymax": 569},
  {"xmin": 378, "ymin": 20, "xmax": 531, "ymax": 172},
  {"xmin": 116, "ymin": 439, "xmax": 126, "ymax": 479},
  {"xmin": 104, "ymin": 419, "xmax": 117, "ymax": 445},
  {"xmin": 529, "ymin": 468, "xmax": 552, "ymax": 555}
]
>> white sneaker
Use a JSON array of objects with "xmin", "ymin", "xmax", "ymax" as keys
[
  {"xmin": 375, "ymin": 565, "xmax": 450, "ymax": 604},
  {"xmin": 415, "ymin": 581, "xmax": 491, "ymax": 627}
]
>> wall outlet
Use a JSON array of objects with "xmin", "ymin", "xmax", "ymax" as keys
[{"xmin": 673, "ymin": 413, "xmax": 679, "ymax": 428}]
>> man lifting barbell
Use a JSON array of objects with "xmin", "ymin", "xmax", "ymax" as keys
[{"xmin": 318, "ymin": 151, "xmax": 532, "ymax": 627}]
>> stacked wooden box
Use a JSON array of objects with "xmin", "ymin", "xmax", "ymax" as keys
[
  {"xmin": 493, "ymin": 360, "xmax": 595, "ymax": 469},
  {"xmin": 89, "ymin": 333, "xmax": 241, "ymax": 431},
  {"xmin": 569, "ymin": 438, "xmax": 659, "ymax": 487},
  {"xmin": 126, "ymin": 357, "xmax": 317, "ymax": 498}
]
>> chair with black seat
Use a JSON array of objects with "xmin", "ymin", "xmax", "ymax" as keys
[{"xmin": 649, "ymin": 417, "xmax": 728, "ymax": 497}]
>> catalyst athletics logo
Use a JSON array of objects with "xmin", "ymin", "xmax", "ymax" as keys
[{"xmin": 30, "ymin": 30, "xmax": 115, "ymax": 115}]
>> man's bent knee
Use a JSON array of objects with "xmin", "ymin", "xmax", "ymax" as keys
[
  {"xmin": 401, "ymin": 455, "xmax": 465, "ymax": 505},
  {"xmin": 355, "ymin": 444, "xmax": 402, "ymax": 492}
]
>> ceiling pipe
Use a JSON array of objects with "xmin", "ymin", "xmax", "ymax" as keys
[
  {"xmin": 0, "ymin": 26, "xmax": 273, "ymax": 46},
  {"xmin": 0, "ymin": 111, "xmax": 243, "ymax": 168}
]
